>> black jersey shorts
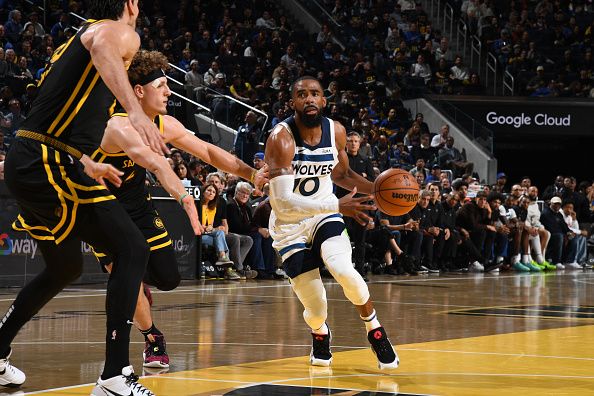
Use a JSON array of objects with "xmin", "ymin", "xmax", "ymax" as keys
[
  {"xmin": 5, "ymin": 139, "xmax": 116, "ymax": 244},
  {"xmin": 93, "ymin": 204, "xmax": 172, "ymax": 267}
]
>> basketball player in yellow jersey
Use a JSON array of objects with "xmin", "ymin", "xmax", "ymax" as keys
[
  {"xmin": 1, "ymin": 1, "xmax": 167, "ymax": 395},
  {"xmin": 93, "ymin": 49, "xmax": 266, "ymax": 369},
  {"xmin": 265, "ymin": 76, "xmax": 399, "ymax": 369}
]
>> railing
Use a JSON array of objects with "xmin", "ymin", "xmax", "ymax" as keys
[
  {"xmin": 301, "ymin": 0, "xmax": 342, "ymax": 28},
  {"xmin": 443, "ymin": 3, "xmax": 454, "ymax": 40},
  {"xmin": 168, "ymin": 63, "xmax": 269, "ymax": 132},
  {"xmin": 456, "ymin": 19, "xmax": 468, "ymax": 57},
  {"xmin": 485, "ymin": 52, "xmax": 498, "ymax": 95},
  {"xmin": 430, "ymin": 97, "xmax": 495, "ymax": 155},
  {"xmin": 470, "ymin": 35, "xmax": 482, "ymax": 75},
  {"xmin": 503, "ymin": 70, "xmax": 515, "ymax": 96}
]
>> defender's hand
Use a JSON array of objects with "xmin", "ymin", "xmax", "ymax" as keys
[
  {"xmin": 338, "ymin": 187, "xmax": 376, "ymax": 226},
  {"xmin": 181, "ymin": 195, "xmax": 201, "ymax": 235},
  {"xmin": 81, "ymin": 155, "xmax": 123, "ymax": 187},
  {"xmin": 128, "ymin": 110, "xmax": 170, "ymax": 155}
]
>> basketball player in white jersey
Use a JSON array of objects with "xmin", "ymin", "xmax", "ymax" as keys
[{"xmin": 265, "ymin": 76, "xmax": 399, "ymax": 369}]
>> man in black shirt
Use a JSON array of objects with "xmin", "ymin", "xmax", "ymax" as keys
[{"xmin": 335, "ymin": 131, "xmax": 374, "ymax": 280}]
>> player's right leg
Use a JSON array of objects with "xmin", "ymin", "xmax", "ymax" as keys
[{"xmin": 319, "ymin": 227, "xmax": 399, "ymax": 370}]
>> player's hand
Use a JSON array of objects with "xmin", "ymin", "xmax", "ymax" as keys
[
  {"xmin": 81, "ymin": 155, "xmax": 123, "ymax": 187},
  {"xmin": 338, "ymin": 187, "xmax": 376, "ymax": 226},
  {"xmin": 254, "ymin": 164, "xmax": 269, "ymax": 190},
  {"xmin": 128, "ymin": 110, "xmax": 170, "ymax": 155},
  {"xmin": 181, "ymin": 195, "xmax": 201, "ymax": 235},
  {"xmin": 444, "ymin": 228, "xmax": 451, "ymax": 240}
]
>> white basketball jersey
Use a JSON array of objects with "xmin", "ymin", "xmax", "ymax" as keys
[{"xmin": 269, "ymin": 116, "xmax": 342, "ymax": 260}]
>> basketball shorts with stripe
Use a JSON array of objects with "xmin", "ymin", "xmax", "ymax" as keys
[{"xmin": 93, "ymin": 206, "xmax": 180, "ymax": 291}]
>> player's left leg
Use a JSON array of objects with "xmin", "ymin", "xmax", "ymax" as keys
[{"xmin": 320, "ymin": 229, "xmax": 399, "ymax": 369}]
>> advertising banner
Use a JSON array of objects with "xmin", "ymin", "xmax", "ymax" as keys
[{"xmin": 442, "ymin": 96, "xmax": 594, "ymax": 136}]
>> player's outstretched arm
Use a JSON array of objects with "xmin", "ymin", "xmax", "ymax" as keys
[
  {"xmin": 81, "ymin": 21, "xmax": 168, "ymax": 155},
  {"xmin": 106, "ymin": 119, "xmax": 201, "ymax": 235},
  {"xmin": 264, "ymin": 125, "xmax": 339, "ymax": 221},
  {"xmin": 331, "ymin": 121, "xmax": 374, "ymax": 195},
  {"xmin": 163, "ymin": 115, "xmax": 266, "ymax": 187}
]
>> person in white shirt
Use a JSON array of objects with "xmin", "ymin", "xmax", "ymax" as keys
[
  {"xmin": 561, "ymin": 201, "xmax": 589, "ymax": 267},
  {"xmin": 431, "ymin": 124, "xmax": 450, "ymax": 149},
  {"xmin": 523, "ymin": 187, "xmax": 556, "ymax": 270},
  {"xmin": 410, "ymin": 54, "xmax": 432, "ymax": 83}
]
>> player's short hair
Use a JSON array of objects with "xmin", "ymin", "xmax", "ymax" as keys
[
  {"xmin": 128, "ymin": 50, "xmax": 170, "ymax": 86},
  {"xmin": 290, "ymin": 75, "xmax": 322, "ymax": 97},
  {"xmin": 88, "ymin": 0, "xmax": 128, "ymax": 20}
]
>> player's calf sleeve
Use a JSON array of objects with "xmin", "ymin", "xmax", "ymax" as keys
[
  {"xmin": 321, "ymin": 234, "xmax": 370, "ymax": 306},
  {"xmin": 290, "ymin": 270, "xmax": 327, "ymax": 331}
]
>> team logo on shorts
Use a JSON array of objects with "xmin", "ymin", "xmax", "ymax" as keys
[{"xmin": 154, "ymin": 217, "xmax": 165, "ymax": 229}]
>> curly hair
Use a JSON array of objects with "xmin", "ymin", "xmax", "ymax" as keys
[{"xmin": 128, "ymin": 50, "xmax": 170, "ymax": 85}]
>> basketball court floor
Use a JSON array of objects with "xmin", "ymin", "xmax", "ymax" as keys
[{"xmin": 2, "ymin": 271, "xmax": 594, "ymax": 395}]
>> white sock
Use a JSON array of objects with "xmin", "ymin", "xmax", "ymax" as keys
[
  {"xmin": 522, "ymin": 254, "xmax": 531, "ymax": 264},
  {"xmin": 511, "ymin": 255, "xmax": 520, "ymax": 264},
  {"xmin": 312, "ymin": 322, "xmax": 329, "ymax": 335},
  {"xmin": 535, "ymin": 254, "xmax": 544, "ymax": 264},
  {"xmin": 360, "ymin": 310, "xmax": 381, "ymax": 332}
]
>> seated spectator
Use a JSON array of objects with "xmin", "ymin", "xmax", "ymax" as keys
[
  {"xmin": 455, "ymin": 191, "xmax": 495, "ymax": 272},
  {"xmin": 227, "ymin": 182, "xmax": 269, "ymax": 277},
  {"xmin": 462, "ymin": 73, "xmax": 485, "ymax": 95},
  {"xmin": 435, "ymin": 37, "xmax": 454, "ymax": 62},
  {"xmin": 438, "ymin": 136, "xmax": 474, "ymax": 177},
  {"xmin": 449, "ymin": 55, "xmax": 470, "ymax": 91},
  {"xmin": 541, "ymin": 196, "xmax": 575, "ymax": 267},
  {"xmin": 206, "ymin": 172, "xmax": 255, "ymax": 274},
  {"xmin": 389, "ymin": 141, "xmax": 414, "ymax": 170},
  {"xmin": 410, "ymin": 158, "xmax": 429, "ymax": 180},
  {"xmin": 234, "ymin": 111, "xmax": 261, "ymax": 163},
  {"xmin": 409, "ymin": 54, "xmax": 432, "ymax": 84},
  {"xmin": 198, "ymin": 183, "xmax": 236, "ymax": 275},
  {"xmin": 411, "ymin": 133, "xmax": 436, "ymax": 164},
  {"xmin": 252, "ymin": 185, "xmax": 283, "ymax": 279},
  {"xmin": 431, "ymin": 124, "xmax": 450, "ymax": 149},
  {"xmin": 561, "ymin": 201, "xmax": 589, "ymax": 267},
  {"xmin": 185, "ymin": 59, "xmax": 205, "ymax": 102},
  {"xmin": 521, "ymin": 187, "xmax": 554, "ymax": 270},
  {"xmin": 425, "ymin": 164, "xmax": 442, "ymax": 183}
]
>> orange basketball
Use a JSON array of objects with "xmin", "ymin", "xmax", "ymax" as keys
[{"xmin": 373, "ymin": 168, "xmax": 420, "ymax": 216}]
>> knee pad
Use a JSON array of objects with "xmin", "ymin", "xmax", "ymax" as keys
[
  {"xmin": 290, "ymin": 270, "xmax": 327, "ymax": 330},
  {"xmin": 321, "ymin": 234, "xmax": 370, "ymax": 306}
]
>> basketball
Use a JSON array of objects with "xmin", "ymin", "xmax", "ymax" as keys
[{"xmin": 373, "ymin": 168, "xmax": 420, "ymax": 216}]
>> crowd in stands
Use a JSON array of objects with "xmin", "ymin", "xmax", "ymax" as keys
[
  {"xmin": 448, "ymin": 0, "xmax": 594, "ymax": 97},
  {"xmin": 0, "ymin": 1, "xmax": 593, "ymax": 280}
]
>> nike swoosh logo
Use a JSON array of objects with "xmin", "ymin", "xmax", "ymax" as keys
[
  {"xmin": 99, "ymin": 385, "xmax": 127, "ymax": 396},
  {"xmin": 126, "ymin": 320, "xmax": 134, "ymax": 325},
  {"xmin": 297, "ymin": 148, "xmax": 306, "ymax": 153}
]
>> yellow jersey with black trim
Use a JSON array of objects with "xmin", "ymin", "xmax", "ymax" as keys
[
  {"xmin": 91, "ymin": 113, "xmax": 164, "ymax": 217},
  {"xmin": 20, "ymin": 20, "xmax": 116, "ymax": 156}
]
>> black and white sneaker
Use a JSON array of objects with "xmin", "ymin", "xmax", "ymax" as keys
[
  {"xmin": 310, "ymin": 328, "xmax": 332, "ymax": 367},
  {"xmin": 0, "ymin": 349, "xmax": 25, "ymax": 387},
  {"xmin": 91, "ymin": 365, "xmax": 154, "ymax": 396},
  {"xmin": 367, "ymin": 327, "xmax": 399, "ymax": 370}
]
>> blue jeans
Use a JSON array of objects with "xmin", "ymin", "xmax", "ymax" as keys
[
  {"xmin": 565, "ymin": 235, "xmax": 587, "ymax": 263},
  {"xmin": 201, "ymin": 229, "xmax": 229, "ymax": 255}
]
